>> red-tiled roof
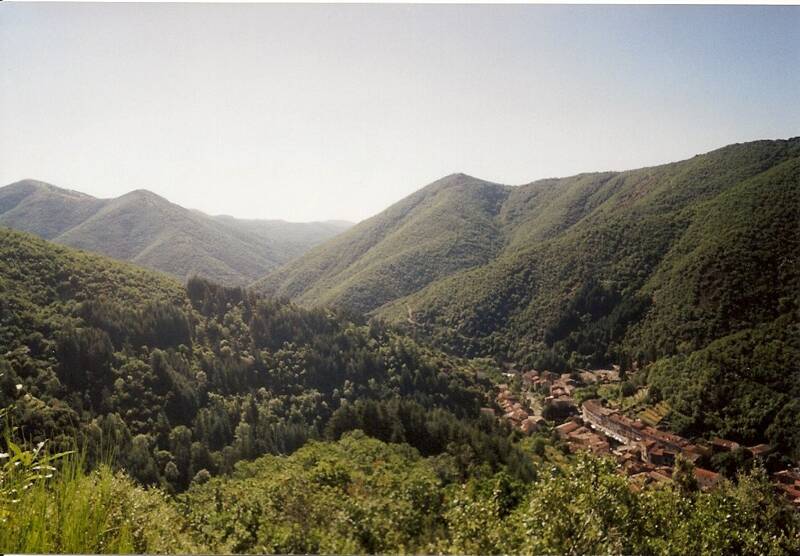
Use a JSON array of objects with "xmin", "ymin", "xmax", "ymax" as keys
[
  {"xmin": 748, "ymin": 443, "xmax": 771, "ymax": 456},
  {"xmin": 694, "ymin": 468, "xmax": 720, "ymax": 481},
  {"xmin": 710, "ymin": 437, "xmax": 740, "ymax": 451}
]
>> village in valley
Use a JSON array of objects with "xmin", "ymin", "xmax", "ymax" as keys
[{"xmin": 490, "ymin": 367, "xmax": 800, "ymax": 507}]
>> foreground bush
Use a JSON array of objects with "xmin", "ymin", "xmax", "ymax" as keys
[{"xmin": 4, "ymin": 425, "xmax": 799, "ymax": 555}]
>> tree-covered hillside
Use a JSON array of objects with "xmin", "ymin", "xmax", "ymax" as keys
[
  {"xmin": 255, "ymin": 173, "xmax": 510, "ymax": 314},
  {"xmin": 0, "ymin": 227, "xmax": 520, "ymax": 492},
  {"xmin": 391, "ymin": 139, "xmax": 798, "ymax": 362},
  {"xmin": 256, "ymin": 138, "xmax": 800, "ymax": 458},
  {"xmin": 261, "ymin": 140, "xmax": 797, "ymax": 367},
  {"xmin": 0, "ymin": 180, "xmax": 351, "ymax": 285}
]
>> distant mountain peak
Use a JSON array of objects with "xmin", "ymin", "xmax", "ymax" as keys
[
  {"xmin": 434, "ymin": 172, "xmax": 491, "ymax": 186},
  {"xmin": 120, "ymin": 188, "xmax": 169, "ymax": 202},
  {"xmin": 11, "ymin": 178, "xmax": 52, "ymax": 188},
  {"xmin": 5, "ymin": 179, "xmax": 95, "ymax": 199},
  {"xmin": 0, "ymin": 180, "xmax": 352, "ymax": 285}
]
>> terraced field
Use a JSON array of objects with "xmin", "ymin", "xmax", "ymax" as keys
[{"xmin": 638, "ymin": 401, "xmax": 672, "ymax": 427}]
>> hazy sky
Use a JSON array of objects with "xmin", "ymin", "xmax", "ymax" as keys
[{"xmin": 1, "ymin": 4, "xmax": 798, "ymax": 222}]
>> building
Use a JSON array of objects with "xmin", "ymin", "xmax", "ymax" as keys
[
  {"xmin": 710, "ymin": 438, "xmax": 741, "ymax": 453},
  {"xmin": 694, "ymin": 468, "xmax": 721, "ymax": 490},
  {"xmin": 520, "ymin": 415, "xmax": 545, "ymax": 434},
  {"xmin": 644, "ymin": 442, "xmax": 677, "ymax": 466},
  {"xmin": 748, "ymin": 444, "xmax": 772, "ymax": 458},
  {"xmin": 555, "ymin": 420, "xmax": 580, "ymax": 438}
]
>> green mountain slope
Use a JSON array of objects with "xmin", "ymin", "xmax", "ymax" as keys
[
  {"xmin": 0, "ymin": 180, "xmax": 351, "ymax": 285},
  {"xmin": 259, "ymin": 139, "xmax": 799, "ymax": 365},
  {"xmin": 386, "ymin": 139, "xmax": 799, "ymax": 365},
  {"xmin": 255, "ymin": 173, "xmax": 509, "ymax": 314},
  {"xmin": 0, "ymin": 227, "xmax": 517, "ymax": 491}
]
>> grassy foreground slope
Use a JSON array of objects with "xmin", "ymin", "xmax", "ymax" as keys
[
  {"xmin": 5, "ymin": 425, "xmax": 799, "ymax": 555},
  {"xmin": 0, "ymin": 180, "xmax": 350, "ymax": 285}
]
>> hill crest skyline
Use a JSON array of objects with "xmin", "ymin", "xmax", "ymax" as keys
[
  {"xmin": 9, "ymin": 136, "xmax": 799, "ymax": 224},
  {"xmin": 0, "ymin": 179, "xmax": 353, "ymax": 285}
]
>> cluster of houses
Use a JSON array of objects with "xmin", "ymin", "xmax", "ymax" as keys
[
  {"xmin": 521, "ymin": 369, "xmax": 579, "ymax": 413},
  {"xmin": 566, "ymin": 399, "xmax": 722, "ymax": 489},
  {"xmin": 493, "ymin": 384, "xmax": 545, "ymax": 434},
  {"xmin": 774, "ymin": 469, "xmax": 800, "ymax": 509},
  {"xmin": 490, "ymin": 368, "xmax": 800, "ymax": 507},
  {"xmin": 559, "ymin": 399, "xmax": 799, "ymax": 503}
]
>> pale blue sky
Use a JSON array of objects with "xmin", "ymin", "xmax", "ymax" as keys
[{"xmin": 1, "ymin": 4, "xmax": 798, "ymax": 222}]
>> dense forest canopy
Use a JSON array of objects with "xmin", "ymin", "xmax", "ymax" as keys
[
  {"xmin": 0, "ymin": 227, "xmax": 511, "ymax": 492},
  {"xmin": 262, "ymin": 138, "xmax": 800, "ymax": 461}
]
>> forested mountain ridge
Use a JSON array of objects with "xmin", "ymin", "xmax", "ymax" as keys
[
  {"xmin": 385, "ymin": 139, "xmax": 799, "ymax": 357},
  {"xmin": 258, "ymin": 138, "xmax": 799, "ymax": 364},
  {"xmin": 255, "ymin": 139, "xmax": 800, "ymax": 458},
  {"xmin": 255, "ymin": 173, "xmax": 511, "ymax": 314},
  {"xmin": 0, "ymin": 179, "xmax": 351, "ymax": 285},
  {"xmin": 0, "ymin": 227, "xmax": 532, "ymax": 492}
]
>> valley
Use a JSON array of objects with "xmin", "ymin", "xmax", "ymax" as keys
[
  {"xmin": 3, "ymin": 3, "xmax": 798, "ymax": 552},
  {"xmin": 1, "ymin": 138, "xmax": 799, "ymax": 553}
]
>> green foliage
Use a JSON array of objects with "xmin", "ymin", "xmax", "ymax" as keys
[
  {"xmin": 0, "ymin": 406, "xmax": 72, "ymax": 524},
  {"xmin": 0, "ymin": 228, "xmax": 493, "ymax": 491},
  {"xmin": 181, "ymin": 435, "xmax": 800, "ymax": 555},
  {"xmin": 1, "ymin": 457, "xmax": 199, "ymax": 554},
  {"xmin": 647, "ymin": 317, "xmax": 800, "ymax": 462},
  {"xmin": 0, "ymin": 407, "xmax": 199, "ymax": 554},
  {"xmin": 512, "ymin": 455, "xmax": 641, "ymax": 554},
  {"xmin": 5, "ymin": 406, "xmax": 798, "ymax": 555},
  {"xmin": 181, "ymin": 432, "xmax": 447, "ymax": 554},
  {"xmin": 324, "ymin": 398, "xmax": 535, "ymax": 481},
  {"xmin": 443, "ymin": 472, "xmax": 526, "ymax": 554}
]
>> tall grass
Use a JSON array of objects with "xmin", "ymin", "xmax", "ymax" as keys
[
  {"xmin": 2, "ymin": 451, "xmax": 131, "ymax": 553},
  {"xmin": 0, "ymin": 409, "xmax": 200, "ymax": 554}
]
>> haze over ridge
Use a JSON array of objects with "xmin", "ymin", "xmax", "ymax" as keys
[{"xmin": 0, "ymin": 179, "xmax": 352, "ymax": 285}]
